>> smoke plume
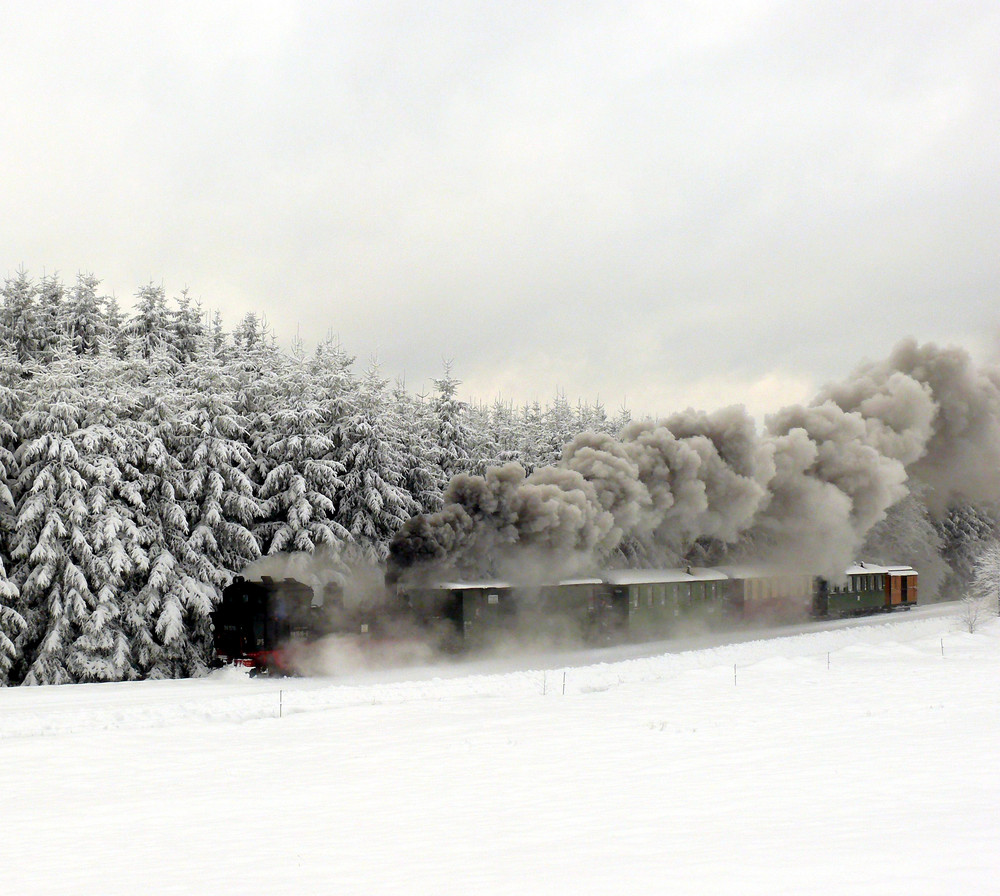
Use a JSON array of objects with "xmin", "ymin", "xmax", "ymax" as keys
[{"xmin": 389, "ymin": 338, "xmax": 1000, "ymax": 583}]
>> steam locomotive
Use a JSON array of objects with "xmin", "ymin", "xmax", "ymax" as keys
[{"xmin": 210, "ymin": 562, "xmax": 918, "ymax": 675}]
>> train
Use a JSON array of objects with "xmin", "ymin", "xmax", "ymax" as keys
[{"xmin": 210, "ymin": 561, "xmax": 918, "ymax": 675}]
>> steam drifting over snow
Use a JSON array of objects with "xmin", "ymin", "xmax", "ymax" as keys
[{"xmin": 391, "ymin": 338, "xmax": 1000, "ymax": 582}]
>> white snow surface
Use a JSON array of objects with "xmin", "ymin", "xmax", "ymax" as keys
[{"xmin": 2, "ymin": 603, "xmax": 998, "ymax": 895}]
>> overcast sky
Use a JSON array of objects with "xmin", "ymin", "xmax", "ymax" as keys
[{"xmin": 3, "ymin": 1, "xmax": 999, "ymax": 421}]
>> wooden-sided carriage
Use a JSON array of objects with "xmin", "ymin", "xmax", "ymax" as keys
[{"xmin": 812, "ymin": 563, "xmax": 918, "ymax": 618}]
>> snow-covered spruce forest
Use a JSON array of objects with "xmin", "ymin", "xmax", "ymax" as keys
[
  {"xmin": 0, "ymin": 270, "xmax": 996, "ymax": 687},
  {"xmin": 0, "ymin": 271, "xmax": 634, "ymax": 686}
]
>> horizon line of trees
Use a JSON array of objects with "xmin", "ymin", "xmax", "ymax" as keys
[{"xmin": 0, "ymin": 269, "xmax": 630, "ymax": 685}]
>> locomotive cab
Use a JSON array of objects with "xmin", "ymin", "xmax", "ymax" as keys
[{"xmin": 211, "ymin": 576, "xmax": 316, "ymax": 672}]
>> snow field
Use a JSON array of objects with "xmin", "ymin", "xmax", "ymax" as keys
[{"xmin": 2, "ymin": 608, "xmax": 998, "ymax": 895}]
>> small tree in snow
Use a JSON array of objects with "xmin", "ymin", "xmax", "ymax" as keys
[
  {"xmin": 966, "ymin": 539, "xmax": 1000, "ymax": 630},
  {"xmin": 959, "ymin": 592, "xmax": 989, "ymax": 633}
]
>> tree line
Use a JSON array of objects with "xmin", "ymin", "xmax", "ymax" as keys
[{"xmin": 0, "ymin": 269, "xmax": 628, "ymax": 685}]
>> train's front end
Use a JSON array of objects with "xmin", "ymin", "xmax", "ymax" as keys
[
  {"xmin": 211, "ymin": 576, "xmax": 313, "ymax": 675},
  {"xmin": 211, "ymin": 578, "xmax": 272, "ymax": 671}
]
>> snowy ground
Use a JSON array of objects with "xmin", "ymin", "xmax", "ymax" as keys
[{"xmin": 2, "ymin": 604, "xmax": 998, "ymax": 895}]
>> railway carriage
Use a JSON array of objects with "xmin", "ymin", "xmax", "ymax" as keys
[
  {"xmin": 604, "ymin": 568, "xmax": 731, "ymax": 638},
  {"xmin": 404, "ymin": 580, "xmax": 516, "ymax": 651},
  {"xmin": 405, "ymin": 576, "xmax": 619, "ymax": 649},
  {"xmin": 720, "ymin": 567, "xmax": 816, "ymax": 623}
]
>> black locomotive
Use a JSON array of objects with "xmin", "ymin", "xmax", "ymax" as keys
[{"xmin": 210, "ymin": 575, "xmax": 385, "ymax": 674}]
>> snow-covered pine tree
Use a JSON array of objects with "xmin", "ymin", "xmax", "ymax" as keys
[
  {"xmin": 519, "ymin": 400, "xmax": 544, "ymax": 473},
  {"xmin": 255, "ymin": 348, "xmax": 352, "ymax": 560},
  {"xmin": 311, "ymin": 334, "xmax": 356, "ymax": 444},
  {"xmin": 126, "ymin": 362, "xmax": 215, "ymax": 678},
  {"xmin": 103, "ymin": 294, "xmax": 129, "ymax": 359},
  {"xmin": 464, "ymin": 400, "xmax": 496, "ymax": 476},
  {"xmin": 391, "ymin": 381, "xmax": 442, "ymax": 515},
  {"xmin": 65, "ymin": 358, "xmax": 149, "ymax": 682},
  {"xmin": 0, "ymin": 555, "xmax": 22, "ymax": 684},
  {"xmin": 64, "ymin": 273, "xmax": 109, "ymax": 356},
  {"xmin": 173, "ymin": 355, "xmax": 262, "ymax": 665},
  {"xmin": 0, "ymin": 268, "xmax": 41, "ymax": 363},
  {"xmin": 488, "ymin": 397, "xmax": 525, "ymax": 468},
  {"xmin": 336, "ymin": 360, "xmax": 418, "ymax": 563},
  {"xmin": 171, "ymin": 287, "xmax": 205, "ymax": 365},
  {"xmin": 0, "ymin": 350, "xmax": 25, "ymax": 682},
  {"xmin": 232, "ymin": 311, "xmax": 269, "ymax": 353},
  {"xmin": 610, "ymin": 402, "xmax": 632, "ymax": 436},
  {"xmin": 210, "ymin": 309, "xmax": 226, "ymax": 355},
  {"xmin": 11, "ymin": 362, "xmax": 110, "ymax": 683},
  {"xmin": 36, "ymin": 272, "xmax": 69, "ymax": 361},
  {"xmin": 538, "ymin": 390, "xmax": 576, "ymax": 467},
  {"xmin": 228, "ymin": 311, "xmax": 282, "ymax": 485},
  {"xmin": 431, "ymin": 361, "xmax": 472, "ymax": 489},
  {"xmin": 577, "ymin": 397, "xmax": 611, "ymax": 435},
  {"xmin": 126, "ymin": 283, "xmax": 178, "ymax": 361}
]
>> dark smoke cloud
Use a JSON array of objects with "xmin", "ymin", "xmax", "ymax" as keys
[
  {"xmin": 815, "ymin": 339, "xmax": 1000, "ymax": 516},
  {"xmin": 389, "ymin": 339, "xmax": 1000, "ymax": 583}
]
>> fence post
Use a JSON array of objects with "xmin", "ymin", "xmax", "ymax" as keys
[
  {"xmin": 279, "ymin": 689, "xmax": 283, "ymax": 719},
  {"xmin": 562, "ymin": 671, "xmax": 566, "ymax": 696}
]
